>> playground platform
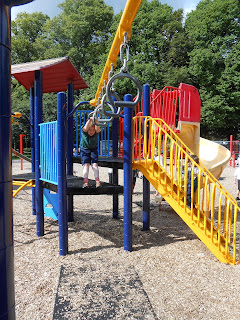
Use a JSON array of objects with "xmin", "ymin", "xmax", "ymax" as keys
[{"xmin": 13, "ymin": 172, "xmax": 123, "ymax": 196}]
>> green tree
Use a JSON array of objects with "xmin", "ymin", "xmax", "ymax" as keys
[
  {"xmin": 185, "ymin": 0, "xmax": 240, "ymax": 139},
  {"xmin": 91, "ymin": 0, "xmax": 191, "ymax": 102},
  {"xmin": 11, "ymin": 12, "xmax": 50, "ymax": 64},
  {"xmin": 43, "ymin": 0, "xmax": 114, "ymax": 81}
]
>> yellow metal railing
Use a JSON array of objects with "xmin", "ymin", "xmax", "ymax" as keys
[
  {"xmin": 90, "ymin": 0, "xmax": 142, "ymax": 106},
  {"xmin": 133, "ymin": 116, "xmax": 240, "ymax": 264},
  {"xmin": 13, "ymin": 180, "xmax": 35, "ymax": 198}
]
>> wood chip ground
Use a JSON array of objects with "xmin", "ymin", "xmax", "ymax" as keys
[{"xmin": 13, "ymin": 160, "xmax": 240, "ymax": 319}]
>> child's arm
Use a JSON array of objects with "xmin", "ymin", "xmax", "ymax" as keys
[
  {"xmin": 94, "ymin": 118, "xmax": 101, "ymax": 133},
  {"xmin": 83, "ymin": 118, "xmax": 93, "ymax": 132}
]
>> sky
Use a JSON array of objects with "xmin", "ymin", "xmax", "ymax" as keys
[{"xmin": 11, "ymin": 0, "xmax": 200, "ymax": 20}]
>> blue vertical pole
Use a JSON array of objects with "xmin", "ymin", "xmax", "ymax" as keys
[
  {"xmin": 30, "ymin": 86, "xmax": 36, "ymax": 215},
  {"xmin": 0, "ymin": 3, "xmax": 15, "ymax": 319},
  {"xmin": 57, "ymin": 92, "xmax": 68, "ymax": 256},
  {"xmin": 142, "ymin": 84, "xmax": 151, "ymax": 231},
  {"xmin": 34, "ymin": 70, "xmax": 44, "ymax": 236},
  {"xmin": 112, "ymin": 106, "xmax": 119, "ymax": 219},
  {"xmin": 67, "ymin": 83, "xmax": 74, "ymax": 222},
  {"xmin": 123, "ymin": 94, "xmax": 133, "ymax": 251}
]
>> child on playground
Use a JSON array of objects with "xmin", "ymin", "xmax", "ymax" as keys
[
  {"xmin": 234, "ymin": 165, "xmax": 240, "ymax": 200},
  {"xmin": 80, "ymin": 117, "xmax": 101, "ymax": 188},
  {"xmin": 186, "ymin": 155, "xmax": 201, "ymax": 208}
]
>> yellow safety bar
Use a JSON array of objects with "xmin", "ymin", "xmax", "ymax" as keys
[
  {"xmin": 90, "ymin": 0, "xmax": 142, "ymax": 107},
  {"xmin": 13, "ymin": 180, "xmax": 35, "ymax": 198},
  {"xmin": 133, "ymin": 116, "xmax": 240, "ymax": 264}
]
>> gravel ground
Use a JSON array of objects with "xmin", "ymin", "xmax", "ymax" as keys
[{"xmin": 13, "ymin": 160, "xmax": 240, "ymax": 320}]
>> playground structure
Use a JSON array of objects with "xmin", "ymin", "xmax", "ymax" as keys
[{"xmin": 1, "ymin": 0, "xmax": 240, "ymax": 318}]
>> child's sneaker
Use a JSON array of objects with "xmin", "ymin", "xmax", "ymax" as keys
[
  {"xmin": 96, "ymin": 181, "xmax": 101, "ymax": 188},
  {"xmin": 236, "ymin": 197, "xmax": 240, "ymax": 200},
  {"xmin": 82, "ymin": 182, "xmax": 89, "ymax": 188}
]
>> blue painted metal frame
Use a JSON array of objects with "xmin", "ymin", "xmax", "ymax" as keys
[
  {"xmin": 39, "ymin": 121, "xmax": 58, "ymax": 185},
  {"xmin": 34, "ymin": 70, "xmax": 44, "ymax": 237},
  {"xmin": 43, "ymin": 189, "xmax": 58, "ymax": 220},
  {"xmin": 30, "ymin": 86, "xmax": 36, "ymax": 215},
  {"xmin": 67, "ymin": 83, "xmax": 74, "ymax": 222},
  {"xmin": 123, "ymin": 94, "xmax": 133, "ymax": 251},
  {"xmin": 0, "ymin": 1, "xmax": 33, "ymax": 319},
  {"xmin": 57, "ymin": 92, "xmax": 68, "ymax": 255},
  {"xmin": 142, "ymin": 84, "xmax": 151, "ymax": 231}
]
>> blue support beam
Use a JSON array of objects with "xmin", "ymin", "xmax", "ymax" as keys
[
  {"xmin": 30, "ymin": 86, "xmax": 36, "ymax": 215},
  {"xmin": 67, "ymin": 83, "xmax": 74, "ymax": 222},
  {"xmin": 0, "ymin": 1, "xmax": 33, "ymax": 319},
  {"xmin": 112, "ymin": 107, "xmax": 119, "ymax": 219},
  {"xmin": 34, "ymin": 70, "xmax": 44, "ymax": 236},
  {"xmin": 142, "ymin": 84, "xmax": 151, "ymax": 231},
  {"xmin": 0, "ymin": 3, "xmax": 14, "ymax": 320},
  {"xmin": 57, "ymin": 92, "xmax": 68, "ymax": 256},
  {"xmin": 123, "ymin": 94, "xmax": 133, "ymax": 251}
]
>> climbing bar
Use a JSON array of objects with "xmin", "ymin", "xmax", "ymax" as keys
[
  {"xmin": 13, "ymin": 179, "xmax": 35, "ymax": 198},
  {"xmin": 90, "ymin": 0, "xmax": 142, "ymax": 106}
]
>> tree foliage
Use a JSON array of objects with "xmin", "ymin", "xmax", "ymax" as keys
[{"xmin": 185, "ymin": 0, "xmax": 240, "ymax": 138}]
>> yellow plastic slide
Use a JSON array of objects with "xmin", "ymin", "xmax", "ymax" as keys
[{"xmin": 199, "ymin": 137, "xmax": 231, "ymax": 179}]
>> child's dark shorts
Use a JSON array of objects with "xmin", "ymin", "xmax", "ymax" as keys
[
  {"xmin": 238, "ymin": 180, "xmax": 240, "ymax": 191},
  {"xmin": 80, "ymin": 148, "xmax": 98, "ymax": 165}
]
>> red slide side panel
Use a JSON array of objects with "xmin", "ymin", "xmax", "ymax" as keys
[{"xmin": 178, "ymin": 83, "xmax": 201, "ymax": 123}]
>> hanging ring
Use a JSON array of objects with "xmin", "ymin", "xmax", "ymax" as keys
[
  {"xmin": 101, "ymin": 93, "xmax": 122, "ymax": 118},
  {"xmin": 106, "ymin": 69, "xmax": 142, "ymax": 108}
]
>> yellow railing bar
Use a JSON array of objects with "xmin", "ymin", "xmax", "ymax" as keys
[
  {"xmin": 133, "ymin": 116, "xmax": 240, "ymax": 263},
  {"xmin": 13, "ymin": 180, "xmax": 34, "ymax": 198},
  {"xmin": 90, "ymin": 0, "xmax": 142, "ymax": 107}
]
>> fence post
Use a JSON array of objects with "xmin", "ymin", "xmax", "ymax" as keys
[
  {"xmin": 123, "ymin": 94, "xmax": 133, "ymax": 251},
  {"xmin": 67, "ymin": 83, "xmax": 74, "ymax": 222},
  {"xmin": 34, "ymin": 70, "xmax": 44, "ymax": 236},
  {"xmin": 142, "ymin": 84, "xmax": 150, "ymax": 231},
  {"xmin": 57, "ymin": 92, "xmax": 68, "ymax": 256}
]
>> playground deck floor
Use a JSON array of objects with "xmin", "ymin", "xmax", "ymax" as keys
[{"xmin": 13, "ymin": 161, "xmax": 240, "ymax": 320}]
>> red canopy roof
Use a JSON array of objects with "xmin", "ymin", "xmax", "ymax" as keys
[{"xmin": 11, "ymin": 57, "xmax": 88, "ymax": 93}]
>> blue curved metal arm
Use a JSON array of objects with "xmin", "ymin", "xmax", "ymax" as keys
[{"xmin": 67, "ymin": 101, "xmax": 89, "ymax": 118}]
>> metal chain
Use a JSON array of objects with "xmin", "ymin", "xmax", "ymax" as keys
[{"xmin": 120, "ymin": 32, "xmax": 129, "ymax": 73}]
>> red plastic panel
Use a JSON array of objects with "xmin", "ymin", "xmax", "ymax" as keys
[{"xmin": 178, "ymin": 83, "xmax": 201, "ymax": 123}]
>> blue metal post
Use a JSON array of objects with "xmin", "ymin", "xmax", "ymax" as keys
[
  {"xmin": 0, "ymin": 1, "xmax": 33, "ymax": 319},
  {"xmin": 67, "ymin": 83, "xmax": 74, "ymax": 222},
  {"xmin": 30, "ymin": 86, "xmax": 36, "ymax": 215},
  {"xmin": 142, "ymin": 84, "xmax": 151, "ymax": 231},
  {"xmin": 34, "ymin": 70, "xmax": 44, "ymax": 236},
  {"xmin": 112, "ymin": 107, "xmax": 119, "ymax": 219},
  {"xmin": 0, "ymin": 4, "xmax": 15, "ymax": 319},
  {"xmin": 123, "ymin": 94, "xmax": 133, "ymax": 251},
  {"xmin": 57, "ymin": 92, "xmax": 68, "ymax": 256}
]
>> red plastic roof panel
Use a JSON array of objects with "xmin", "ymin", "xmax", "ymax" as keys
[{"xmin": 11, "ymin": 57, "xmax": 88, "ymax": 93}]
